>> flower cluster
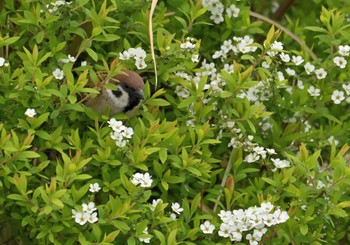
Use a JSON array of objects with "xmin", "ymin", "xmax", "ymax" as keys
[
  {"xmin": 107, "ymin": 118, "xmax": 134, "ymax": 147},
  {"xmin": 213, "ymin": 35, "xmax": 257, "ymax": 61},
  {"xmin": 119, "ymin": 47, "xmax": 147, "ymax": 69},
  {"xmin": 72, "ymin": 202, "xmax": 98, "ymax": 225},
  {"xmin": 131, "ymin": 172, "xmax": 153, "ymax": 188},
  {"xmin": 44, "ymin": 0, "xmax": 71, "ymax": 13},
  {"xmin": 216, "ymin": 202, "xmax": 289, "ymax": 243},
  {"xmin": 202, "ymin": 1, "xmax": 240, "ymax": 24}
]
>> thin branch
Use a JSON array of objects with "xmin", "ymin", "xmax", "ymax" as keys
[
  {"xmin": 149, "ymin": 0, "xmax": 159, "ymax": 88},
  {"xmin": 213, "ymin": 148, "xmax": 235, "ymax": 212},
  {"xmin": 250, "ymin": 11, "xmax": 317, "ymax": 60}
]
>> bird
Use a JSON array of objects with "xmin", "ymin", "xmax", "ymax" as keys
[{"xmin": 86, "ymin": 69, "xmax": 144, "ymax": 115}]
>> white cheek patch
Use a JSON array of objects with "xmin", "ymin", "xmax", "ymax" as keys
[{"xmin": 105, "ymin": 86, "xmax": 129, "ymax": 114}]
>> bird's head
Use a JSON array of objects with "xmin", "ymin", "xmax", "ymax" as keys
[{"xmin": 86, "ymin": 69, "xmax": 144, "ymax": 115}]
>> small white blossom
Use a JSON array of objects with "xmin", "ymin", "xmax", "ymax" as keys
[
  {"xmin": 82, "ymin": 202, "xmax": 97, "ymax": 214},
  {"xmin": 53, "ymin": 68, "xmax": 64, "ymax": 80},
  {"xmin": 89, "ymin": 183, "xmax": 101, "ymax": 193},
  {"xmin": 307, "ymin": 85, "xmax": 320, "ymax": 97},
  {"xmin": 292, "ymin": 55, "xmax": 304, "ymax": 65},
  {"xmin": 87, "ymin": 212, "xmax": 98, "ymax": 223},
  {"xmin": 262, "ymin": 61, "xmax": 270, "ymax": 68},
  {"xmin": 279, "ymin": 52, "xmax": 290, "ymax": 62},
  {"xmin": 200, "ymin": 221, "xmax": 215, "ymax": 234},
  {"xmin": 107, "ymin": 118, "xmax": 125, "ymax": 132},
  {"xmin": 331, "ymin": 90, "xmax": 345, "ymax": 104},
  {"xmin": 338, "ymin": 45, "xmax": 350, "ymax": 56},
  {"xmin": 75, "ymin": 211, "xmax": 89, "ymax": 225},
  {"xmin": 150, "ymin": 199, "xmax": 163, "ymax": 211},
  {"xmin": 333, "ymin": 56, "xmax": 347, "ymax": 69},
  {"xmin": 191, "ymin": 54, "xmax": 199, "ymax": 63},
  {"xmin": 226, "ymin": 4, "xmax": 240, "ymax": 18},
  {"xmin": 285, "ymin": 68, "xmax": 296, "ymax": 76},
  {"xmin": 0, "ymin": 57, "xmax": 5, "ymax": 66},
  {"xmin": 342, "ymin": 83, "xmax": 350, "ymax": 95},
  {"xmin": 81, "ymin": 61, "xmax": 87, "ymax": 66},
  {"xmin": 314, "ymin": 68, "xmax": 327, "ymax": 79},
  {"xmin": 304, "ymin": 62, "xmax": 315, "ymax": 74},
  {"xmin": 271, "ymin": 158, "xmax": 291, "ymax": 168},
  {"xmin": 171, "ymin": 202, "xmax": 183, "ymax": 215},
  {"xmin": 25, "ymin": 108, "xmax": 36, "ymax": 117}
]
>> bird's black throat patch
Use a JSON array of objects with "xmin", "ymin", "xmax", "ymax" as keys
[{"xmin": 121, "ymin": 84, "xmax": 143, "ymax": 112}]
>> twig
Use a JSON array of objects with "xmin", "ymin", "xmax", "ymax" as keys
[
  {"xmin": 250, "ymin": 11, "xmax": 317, "ymax": 60},
  {"xmin": 149, "ymin": 0, "xmax": 159, "ymax": 88},
  {"xmin": 213, "ymin": 148, "xmax": 235, "ymax": 212}
]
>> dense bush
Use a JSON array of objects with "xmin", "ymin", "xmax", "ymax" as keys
[{"xmin": 0, "ymin": 0, "xmax": 350, "ymax": 244}]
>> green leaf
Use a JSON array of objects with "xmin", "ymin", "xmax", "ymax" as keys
[
  {"xmin": 300, "ymin": 224, "xmax": 308, "ymax": 235},
  {"xmin": 86, "ymin": 48, "xmax": 98, "ymax": 61},
  {"xmin": 167, "ymin": 229, "xmax": 178, "ymax": 245}
]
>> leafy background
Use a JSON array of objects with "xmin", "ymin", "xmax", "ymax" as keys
[{"xmin": 0, "ymin": 0, "xmax": 350, "ymax": 244}]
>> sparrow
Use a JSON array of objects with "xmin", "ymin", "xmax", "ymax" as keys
[{"xmin": 86, "ymin": 69, "xmax": 144, "ymax": 115}]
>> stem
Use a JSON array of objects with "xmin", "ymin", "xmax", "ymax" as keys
[
  {"xmin": 213, "ymin": 148, "xmax": 234, "ymax": 212},
  {"xmin": 250, "ymin": 11, "xmax": 317, "ymax": 60}
]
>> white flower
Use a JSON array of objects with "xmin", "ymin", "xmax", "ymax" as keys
[
  {"xmin": 266, "ymin": 148, "xmax": 276, "ymax": 155},
  {"xmin": 328, "ymin": 136, "xmax": 339, "ymax": 145},
  {"xmin": 292, "ymin": 55, "xmax": 304, "ymax": 65},
  {"xmin": 338, "ymin": 45, "xmax": 350, "ymax": 56},
  {"xmin": 171, "ymin": 202, "xmax": 183, "ymax": 215},
  {"xmin": 82, "ymin": 202, "xmax": 97, "ymax": 214},
  {"xmin": 279, "ymin": 52, "xmax": 290, "ymax": 62},
  {"xmin": 218, "ymin": 223, "xmax": 231, "ymax": 238},
  {"xmin": 271, "ymin": 158, "xmax": 291, "ymax": 168},
  {"xmin": 87, "ymin": 212, "xmax": 98, "ymax": 223},
  {"xmin": 333, "ymin": 56, "xmax": 347, "ymax": 69},
  {"xmin": 180, "ymin": 41, "xmax": 195, "ymax": 49},
  {"xmin": 122, "ymin": 127, "xmax": 134, "ymax": 138},
  {"xmin": 150, "ymin": 199, "xmax": 163, "ymax": 211},
  {"xmin": 25, "ymin": 108, "xmax": 36, "ymax": 117},
  {"xmin": 261, "ymin": 61, "xmax": 270, "ymax": 68},
  {"xmin": 81, "ymin": 61, "xmax": 87, "ymax": 66},
  {"xmin": 135, "ymin": 57, "xmax": 147, "ymax": 69},
  {"xmin": 244, "ymin": 152, "xmax": 260, "ymax": 163},
  {"xmin": 53, "ymin": 68, "xmax": 64, "ymax": 80},
  {"xmin": 119, "ymin": 50, "xmax": 131, "ymax": 60},
  {"xmin": 200, "ymin": 221, "xmax": 215, "ymax": 234},
  {"xmin": 304, "ymin": 62, "xmax": 315, "ymax": 74},
  {"xmin": 297, "ymin": 80, "xmax": 304, "ymax": 89},
  {"xmin": 285, "ymin": 68, "xmax": 296, "ymax": 76},
  {"xmin": 67, "ymin": 54, "xmax": 76, "ymax": 62},
  {"xmin": 267, "ymin": 41, "xmax": 283, "ymax": 56},
  {"xmin": 277, "ymin": 71, "xmax": 285, "ymax": 81},
  {"xmin": 260, "ymin": 202, "xmax": 274, "ymax": 213},
  {"xmin": 0, "ymin": 57, "xmax": 5, "ymax": 66},
  {"xmin": 191, "ymin": 54, "xmax": 199, "ymax": 63},
  {"xmin": 131, "ymin": 172, "xmax": 143, "ymax": 186},
  {"xmin": 131, "ymin": 173, "xmax": 153, "ymax": 188},
  {"xmin": 307, "ymin": 85, "xmax": 320, "ymax": 97},
  {"xmin": 226, "ymin": 4, "xmax": 240, "ymax": 18},
  {"xmin": 107, "ymin": 118, "xmax": 125, "ymax": 132},
  {"xmin": 139, "ymin": 227, "xmax": 151, "ymax": 243},
  {"xmin": 89, "ymin": 183, "xmax": 101, "ymax": 193},
  {"xmin": 140, "ymin": 173, "xmax": 153, "ymax": 188},
  {"xmin": 331, "ymin": 90, "xmax": 345, "ymax": 104},
  {"xmin": 314, "ymin": 68, "xmax": 327, "ymax": 79},
  {"xmin": 342, "ymin": 83, "xmax": 350, "ymax": 95},
  {"xmin": 75, "ymin": 211, "xmax": 89, "ymax": 225}
]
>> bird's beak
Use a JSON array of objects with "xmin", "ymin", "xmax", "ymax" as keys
[{"xmin": 137, "ymin": 89, "xmax": 144, "ymax": 100}]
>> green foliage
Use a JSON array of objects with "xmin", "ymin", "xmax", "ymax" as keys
[{"xmin": 1, "ymin": 0, "xmax": 350, "ymax": 244}]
